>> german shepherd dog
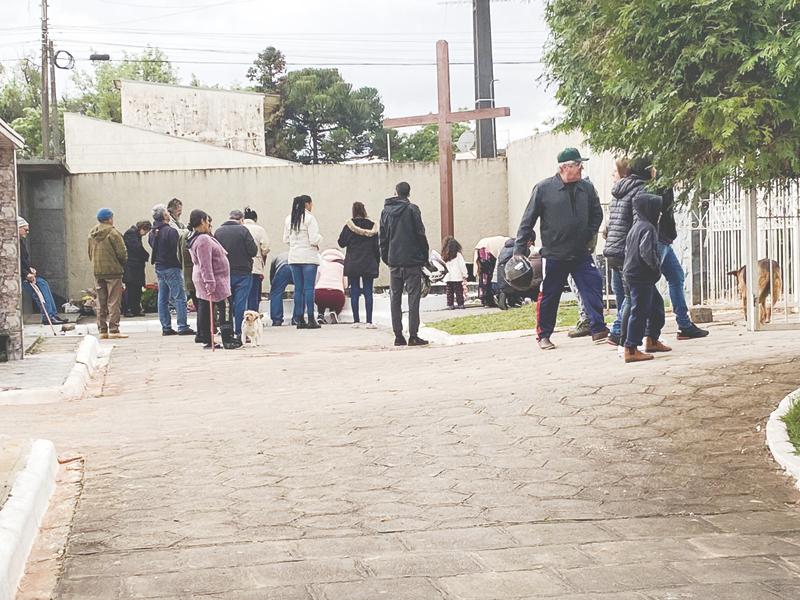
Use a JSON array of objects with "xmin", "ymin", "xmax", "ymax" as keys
[{"xmin": 728, "ymin": 259, "xmax": 782, "ymax": 324}]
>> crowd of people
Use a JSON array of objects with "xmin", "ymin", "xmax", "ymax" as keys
[{"xmin": 16, "ymin": 150, "xmax": 708, "ymax": 359}]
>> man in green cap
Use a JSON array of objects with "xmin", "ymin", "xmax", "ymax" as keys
[{"xmin": 514, "ymin": 147, "xmax": 607, "ymax": 350}]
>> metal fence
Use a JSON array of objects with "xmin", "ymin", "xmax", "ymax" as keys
[{"xmin": 688, "ymin": 179, "xmax": 800, "ymax": 325}]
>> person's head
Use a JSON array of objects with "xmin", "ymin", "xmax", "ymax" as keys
[
  {"xmin": 152, "ymin": 203, "xmax": 170, "ymax": 223},
  {"xmin": 96, "ymin": 207, "xmax": 114, "ymax": 225},
  {"xmin": 189, "ymin": 209, "xmax": 211, "ymax": 234},
  {"xmin": 243, "ymin": 207, "xmax": 257, "ymax": 222},
  {"xmin": 557, "ymin": 147, "xmax": 589, "ymax": 183},
  {"xmin": 17, "ymin": 216, "xmax": 29, "ymax": 238},
  {"xmin": 629, "ymin": 156, "xmax": 655, "ymax": 181},
  {"xmin": 441, "ymin": 236, "xmax": 463, "ymax": 262},
  {"xmin": 229, "ymin": 209, "xmax": 244, "ymax": 223},
  {"xmin": 352, "ymin": 201, "xmax": 367, "ymax": 220},
  {"xmin": 167, "ymin": 197, "xmax": 183, "ymax": 219},
  {"xmin": 290, "ymin": 195, "xmax": 313, "ymax": 232},
  {"xmin": 396, "ymin": 181, "xmax": 411, "ymax": 198},
  {"xmin": 135, "ymin": 220, "xmax": 152, "ymax": 236},
  {"xmin": 614, "ymin": 157, "xmax": 631, "ymax": 183}
]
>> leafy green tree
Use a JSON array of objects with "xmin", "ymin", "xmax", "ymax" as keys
[
  {"xmin": 544, "ymin": 0, "xmax": 800, "ymax": 194},
  {"xmin": 0, "ymin": 58, "xmax": 44, "ymax": 156},
  {"xmin": 66, "ymin": 47, "xmax": 179, "ymax": 122},
  {"xmin": 246, "ymin": 46, "xmax": 286, "ymax": 94},
  {"xmin": 375, "ymin": 123, "xmax": 472, "ymax": 162}
]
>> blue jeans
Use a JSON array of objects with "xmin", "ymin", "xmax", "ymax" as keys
[
  {"xmin": 626, "ymin": 281, "xmax": 666, "ymax": 348},
  {"xmin": 537, "ymin": 255, "xmax": 605, "ymax": 340},
  {"xmin": 658, "ymin": 243, "xmax": 692, "ymax": 329},
  {"xmin": 155, "ymin": 267, "xmax": 189, "ymax": 332},
  {"xmin": 290, "ymin": 264, "xmax": 318, "ymax": 323},
  {"xmin": 350, "ymin": 276, "xmax": 375, "ymax": 323},
  {"xmin": 610, "ymin": 268, "xmax": 626, "ymax": 336},
  {"xmin": 247, "ymin": 274, "xmax": 263, "ymax": 312},
  {"xmin": 269, "ymin": 265, "xmax": 294, "ymax": 325},
  {"xmin": 230, "ymin": 273, "xmax": 253, "ymax": 337},
  {"xmin": 22, "ymin": 276, "xmax": 58, "ymax": 322}
]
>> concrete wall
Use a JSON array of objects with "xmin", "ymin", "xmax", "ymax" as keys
[
  {"xmin": 505, "ymin": 131, "xmax": 617, "ymax": 240},
  {"xmin": 63, "ymin": 159, "xmax": 508, "ymax": 297},
  {"xmin": 64, "ymin": 114, "xmax": 292, "ymax": 174},
  {"xmin": 121, "ymin": 80, "xmax": 267, "ymax": 155}
]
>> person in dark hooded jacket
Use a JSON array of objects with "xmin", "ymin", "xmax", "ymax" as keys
[
  {"xmin": 379, "ymin": 182, "xmax": 429, "ymax": 347},
  {"xmin": 338, "ymin": 201, "xmax": 380, "ymax": 326},
  {"xmin": 123, "ymin": 221, "xmax": 151, "ymax": 316},
  {"xmin": 623, "ymin": 192, "xmax": 670, "ymax": 363}
]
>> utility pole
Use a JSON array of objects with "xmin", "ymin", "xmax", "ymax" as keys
[
  {"xmin": 40, "ymin": 0, "xmax": 50, "ymax": 159},
  {"xmin": 473, "ymin": 0, "xmax": 496, "ymax": 159},
  {"xmin": 49, "ymin": 41, "xmax": 60, "ymax": 157}
]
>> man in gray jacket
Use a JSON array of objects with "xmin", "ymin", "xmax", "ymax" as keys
[
  {"xmin": 514, "ymin": 148, "xmax": 608, "ymax": 350},
  {"xmin": 214, "ymin": 209, "xmax": 257, "ymax": 344}
]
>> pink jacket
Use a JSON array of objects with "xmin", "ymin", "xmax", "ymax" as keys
[
  {"xmin": 189, "ymin": 233, "xmax": 231, "ymax": 302},
  {"xmin": 316, "ymin": 248, "xmax": 345, "ymax": 292}
]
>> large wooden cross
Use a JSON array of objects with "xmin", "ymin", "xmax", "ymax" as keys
[{"xmin": 384, "ymin": 40, "xmax": 510, "ymax": 242}]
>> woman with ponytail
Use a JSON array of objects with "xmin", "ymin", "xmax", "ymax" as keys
[{"xmin": 283, "ymin": 195, "xmax": 322, "ymax": 329}]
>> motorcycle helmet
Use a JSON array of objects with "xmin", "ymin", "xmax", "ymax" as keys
[{"xmin": 504, "ymin": 255, "xmax": 534, "ymax": 292}]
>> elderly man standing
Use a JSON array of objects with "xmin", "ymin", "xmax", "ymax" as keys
[
  {"xmin": 88, "ymin": 208, "xmax": 128, "ymax": 339},
  {"xmin": 514, "ymin": 148, "xmax": 608, "ymax": 350},
  {"xmin": 215, "ymin": 209, "xmax": 257, "ymax": 344},
  {"xmin": 149, "ymin": 204, "xmax": 194, "ymax": 336}
]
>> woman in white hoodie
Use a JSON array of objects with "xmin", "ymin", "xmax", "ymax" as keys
[
  {"xmin": 315, "ymin": 248, "xmax": 346, "ymax": 324},
  {"xmin": 283, "ymin": 195, "xmax": 322, "ymax": 329}
]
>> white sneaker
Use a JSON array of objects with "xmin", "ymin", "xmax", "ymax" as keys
[
  {"xmin": 617, "ymin": 345, "xmax": 625, "ymax": 359},
  {"xmin": 365, "ymin": 323, "xmax": 377, "ymax": 329},
  {"xmin": 352, "ymin": 322, "xmax": 362, "ymax": 328}
]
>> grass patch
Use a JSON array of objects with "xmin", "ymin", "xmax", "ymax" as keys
[
  {"xmin": 781, "ymin": 394, "xmax": 800, "ymax": 453},
  {"xmin": 429, "ymin": 302, "xmax": 582, "ymax": 336}
]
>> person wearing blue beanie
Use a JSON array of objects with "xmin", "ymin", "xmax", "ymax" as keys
[
  {"xmin": 89, "ymin": 208, "xmax": 128, "ymax": 338},
  {"xmin": 97, "ymin": 207, "xmax": 114, "ymax": 222}
]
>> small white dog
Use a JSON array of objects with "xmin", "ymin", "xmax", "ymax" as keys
[{"xmin": 241, "ymin": 310, "xmax": 264, "ymax": 347}]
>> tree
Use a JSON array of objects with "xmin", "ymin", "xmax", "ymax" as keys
[
  {"xmin": 0, "ymin": 58, "xmax": 43, "ymax": 156},
  {"xmin": 374, "ymin": 123, "xmax": 472, "ymax": 162},
  {"xmin": 67, "ymin": 47, "xmax": 179, "ymax": 122},
  {"xmin": 246, "ymin": 46, "xmax": 286, "ymax": 94},
  {"xmin": 544, "ymin": 0, "xmax": 800, "ymax": 195}
]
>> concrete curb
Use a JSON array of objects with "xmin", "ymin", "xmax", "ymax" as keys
[
  {"xmin": 766, "ymin": 387, "xmax": 800, "ymax": 491},
  {"xmin": 0, "ymin": 440, "xmax": 58, "ymax": 600},
  {"xmin": 0, "ymin": 336, "xmax": 107, "ymax": 406}
]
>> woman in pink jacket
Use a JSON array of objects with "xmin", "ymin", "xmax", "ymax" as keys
[{"xmin": 187, "ymin": 209, "xmax": 232, "ymax": 349}]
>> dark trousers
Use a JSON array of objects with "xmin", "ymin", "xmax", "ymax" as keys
[
  {"xmin": 477, "ymin": 252, "xmax": 497, "ymax": 306},
  {"xmin": 124, "ymin": 276, "xmax": 145, "ymax": 315},
  {"xmin": 446, "ymin": 281, "xmax": 465, "ymax": 307},
  {"xmin": 537, "ymin": 255, "xmax": 605, "ymax": 340},
  {"xmin": 620, "ymin": 276, "xmax": 665, "ymax": 347},
  {"xmin": 196, "ymin": 297, "xmax": 229, "ymax": 343},
  {"xmin": 625, "ymin": 281, "xmax": 665, "ymax": 349},
  {"xmin": 247, "ymin": 274, "xmax": 263, "ymax": 312},
  {"xmin": 390, "ymin": 265, "xmax": 422, "ymax": 338},
  {"xmin": 349, "ymin": 276, "xmax": 375, "ymax": 323}
]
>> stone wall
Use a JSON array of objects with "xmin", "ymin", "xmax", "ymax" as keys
[{"xmin": 0, "ymin": 146, "xmax": 23, "ymax": 360}]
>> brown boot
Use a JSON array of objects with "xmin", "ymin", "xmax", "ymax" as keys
[
  {"xmin": 645, "ymin": 337, "xmax": 672, "ymax": 353},
  {"xmin": 624, "ymin": 346, "xmax": 654, "ymax": 363}
]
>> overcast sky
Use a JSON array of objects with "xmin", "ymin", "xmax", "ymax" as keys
[{"xmin": 3, "ymin": 0, "xmax": 558, "ymax": 146}]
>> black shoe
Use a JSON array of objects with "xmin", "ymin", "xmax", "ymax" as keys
[
  {"xmin": 178, "ymin": 328, "xmax": 196, "ymax": 336},
  {"xmin": 394, "ymin": 335, "xmax": 407, "ymax": 346},
  {"xmin": 677, "ymin": 325, "xmax": 709, "ymax": 340},
  {"xmin": 306, "ymin": 321, "xmax": 321, "ymax": 329},
  {"xmin": 134, "ymin": 311, "xmax": 147, "ymax": 317},
  {"xmin": 51, "ymin": 315, "xmax": 68, "ymax": 325},
  {"xmin": 607, "ymin": 333, "xmax": 620, "ymax": 346},
  {"xmin": 162, "ymin": 329, "xmax": 178, "ymax": 336},
  {"xmin": 568, "ymin": 326, "xmax": 592, "ymax": 338},
  {"xmin": 272, "ymin": 321, "xmax": 282, "ymax": 327},
  {"xmin": 123, "ymin": 312, "xmax": 135, "ymax": 318},
  {"xmin": 408, "ymin": 336, "xmax": 429, "ymax": 347},
  {"xmin": 296, "ymin": 322, "xmax": 308, "ymax": 329},
  {"xmin": 203, "ymin": 343, "xmax": 222, "ymax": 350},
  {"xmin": 194, "ymin": 336, "xmax": 210, "ymax": 344},
  {"xmin": 591, "ymin": 328, "xmax": 610, "ymax": 343}
]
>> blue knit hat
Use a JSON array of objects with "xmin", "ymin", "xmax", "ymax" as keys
[{"xmin": 96, "ymin": 208, "xmax": 114, "ymax": 222}]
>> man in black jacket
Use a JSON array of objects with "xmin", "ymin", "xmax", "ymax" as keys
[
  {"xmin": 123, "ymin": 220, "xmax": 151, "ymax": 317},
  {"xmin": 514, "ymin": 148, "xmax": 607, "ymax": 350},
  {"xmin": 379, "ymin": 182, "xmax": 429, "ymax": 347},
  {"xmin": 214, "ymin": 209, "xmax": 258, "ymax": 343},
  {"xmin": 18, "ymin": 217, "xmax": 67, "ymax": 325}
]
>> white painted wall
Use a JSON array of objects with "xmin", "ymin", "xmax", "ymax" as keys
[
  {"xmin": 64, "ymin": 113, "xmax": 292, "ymax": 174},
  {"xmin": 121, "ymin": 80, "xmax": 267, "ymax": 155}
]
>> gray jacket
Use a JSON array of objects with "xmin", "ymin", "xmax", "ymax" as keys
[{"xmin": 514, "ymin": 174, "xmax": 603, "ymax": 260}]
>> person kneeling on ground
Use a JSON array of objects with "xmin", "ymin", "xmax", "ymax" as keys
[
  {"xmin": 623, "ymin": 193, "xmax": 672, "ymax": 363},
  {"xmin": 88, "ymin": 208, "xmax": 128, "ymax": 339},
  {"xmin": 315, "ymin": 249, "xmax": 347, "ymax": 324},
  {"xmin": 269, "ymin": 252, "xmax": 294, "ymax": 326}
]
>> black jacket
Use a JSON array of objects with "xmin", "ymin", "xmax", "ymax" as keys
[
  {"xmin": 20, "ymin": 238, "xmax": 32, "ymax": 277},
  {"xmin": 148, "ymin": 220, "xmax": 181, "ymax": 269},
  {"xmin": 623, "ymin": 192, "xmax": 663, "ymax": 284},
  {"xmin": 603, "ymin": 176, "xmax": 646, "ymax": 264},
  {"xmin": 123, "ymin": 227, "xmax": 149, "ymax": 281},
  {"xmin": 338, "ymin": 218, "xmax": 380, "ymax": 278},
  {"xmin": 379, "ymin": 197, "xmax": 429, "ymax": 267},
  {"xmin": 514, "ymin": 174, "xmax": 603, "ymax": 260},
  {"xmin": 658, "ymin": 188, "xmax": 677, "ymax": 244},
  {"xmin": 214, "ymin": 220, "xmax": 257, "ymax": 275}
]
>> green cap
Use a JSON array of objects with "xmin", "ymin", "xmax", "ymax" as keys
[{"xmin": 557, "ymin": 147, "xmax": 589, "ymax": 163}]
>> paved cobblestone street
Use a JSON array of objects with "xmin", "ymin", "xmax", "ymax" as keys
[{"xmin": 4, "ymin": 323, "xmax": 800, "ymax": 599}]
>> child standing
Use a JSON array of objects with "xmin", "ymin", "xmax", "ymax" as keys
[
  {"xmin": 442, "ymin": 236, "xmax": 468, "ymax": 309},
  {"xmin": 623, "ymin": 192, "xmax": 671, "ymax": 363}
]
